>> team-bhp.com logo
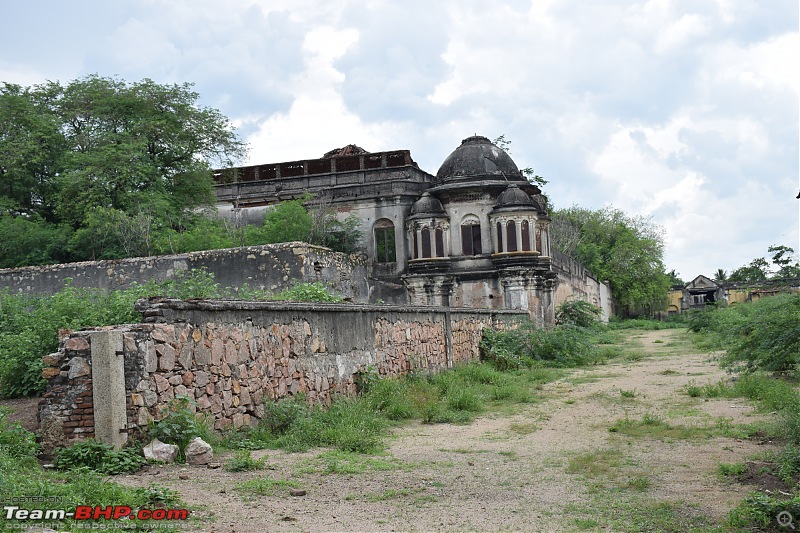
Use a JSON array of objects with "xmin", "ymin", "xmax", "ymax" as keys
[{"xmin": 4, "ymin": 505, "xmax": 189, "ymax": 522}]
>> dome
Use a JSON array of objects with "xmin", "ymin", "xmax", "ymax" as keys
[
  {"xmin": 409, "ymin": 192, "xmax": 447, "ymax": 219},
  {"xmin": 434, "ymin": 135, "xmax": 525, "ymax": 187},
  {"xmin": 493, "ymin": 183, "xmax": 542, "ymax": 212}
]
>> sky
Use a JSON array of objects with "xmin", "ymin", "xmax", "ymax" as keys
[{"xmin": 1, "ymin": 0, "xmax": 797, "ymax": 280}]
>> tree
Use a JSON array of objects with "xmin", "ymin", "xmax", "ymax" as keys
[
  {"xmin": 550, "ymin": 206, "xmax": 671, "ymax": 314},
  {"xmin": 728, "ymin": 258, "xmax": 770, "ymax": 283},
  {"xmin": 0, "ymin": 76, "xmax": 246, "ymax": 265},
  {"xmin": 713, "ymin": 269, "xmax": 727, "ymax": 283},
  {"xmin": 669, "ymin": 270, "xmax": 685, "ymax": 286},
  {"xmin": 769, "ymin": 245, "xmax": 800, "ymax": 279}
]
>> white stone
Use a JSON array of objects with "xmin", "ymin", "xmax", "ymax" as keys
[{"xmin": 143, "ymin": 438, "xmax": 179, "ymax": 463}]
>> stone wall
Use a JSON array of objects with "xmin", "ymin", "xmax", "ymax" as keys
[
  {"xmin": 551, "ymin": 251, "xmax": 614, "ymax": 322},
  {"xmin": 38, "ymin": 300, "xmax": 526, "ymax": 453},
  {"xmin": 0, "ymin": 242, "xmax": 369, "ymax": 302}
]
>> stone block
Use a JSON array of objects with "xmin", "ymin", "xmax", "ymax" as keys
[
  {"xmin": 64, "ymin": 337, "xmax": 90, "ymax": 352},
  {"xmin": 185, "ymin": 437, "xmax": 213, "ymax": 465},
  {"xmin": 143, "ymin": 438, "xmax": 178, "ymax": 463},
  {"xmin": 156, "ymin": 343, "xmax": 176, "ymax": 371}
]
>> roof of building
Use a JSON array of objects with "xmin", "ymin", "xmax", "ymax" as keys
[{"xmin": 434, "ymin": 135, "xmax": 526, "ymax": 188}]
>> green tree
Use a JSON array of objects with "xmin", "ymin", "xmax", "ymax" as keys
[
  {"xmin": 769, "ymin": 245, "xmax": 800, "ymax": 279},
  {"xmin": 728, "ymin": 257, "xmax": 770, "ymax": 283},
  {"xmin": 246, "ymin": 200, "xmax": 313, "ymax": 245},
  {"xmin": 713, "ymin": 269, "xmax": 728, "ymax": 283},
  {"xmin": 550, "ymin": 206, "xmax": 671, "ymax": 314},
  {"xmin": 0, "ymin": 75, "xmax": 246, "ymax": 265}
]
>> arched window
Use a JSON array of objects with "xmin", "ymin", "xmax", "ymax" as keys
[
  {"xmin": 496, "ymin": 222, "xmax": 503, "ymax": 252},
  {"xmin": 421, "ymin": 227, "xmax": 432, "ymax": 258},
  {"xmin": 460, "ymin": 216, "xmax": 482, "ymax": 256},
  {"xmin": 374, "ymin": 219, "xmax": 396, "ymax": 263},
  {"xmin": 521, "ymin": 220, "xmax": 531, "ymax": 251},
  {"xmin": 435, "ymin": 228, "xmax": 444, "ymax": 257},
  {"xmin": 506, "ymin": 221, "xmax": 517, "ymax": 252},
  {"xmin": 535, "ymin": 227, "xmax": 542, "ymax": 253}
]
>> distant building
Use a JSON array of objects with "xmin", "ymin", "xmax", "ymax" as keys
[
  {"xmin": 667, "ymin": 274, "xmax": 800, "ymax": 314},
  {"xmin": 213, "ymin": 135, "xmax": 613, "ymax": 326}
]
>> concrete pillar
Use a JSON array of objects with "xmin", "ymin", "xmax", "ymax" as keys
[{"xmin": 90, "ymin": 331, "xmax": 128, "ymax": 450}]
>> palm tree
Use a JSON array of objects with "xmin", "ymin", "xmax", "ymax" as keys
[{"xmin": 714, "ymin": 268, "xmax": 728, "ymax": 283}]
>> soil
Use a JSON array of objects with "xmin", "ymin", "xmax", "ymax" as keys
[{"xmin": 2, "ymin": 329, "xmax": 781, "ymax": 532}]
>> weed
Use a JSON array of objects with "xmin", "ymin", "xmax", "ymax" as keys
[
  {"xmin": 619, "ymin": 389, "xmax": 636, "ymax": 399},
  {"xmin": 149, "ymin": 395, "xmax": 198, "ymax": 461},
  {"xmin": 224, "ymin": 450, "xmax": 266, "ymax": 472},
  {"xmin": 302, "ymin": 450, "xmax": 411, "ymax": 475},
  {"xmin": 718, "ymin": 462, "xmax": 747, "ymax": 477},
  {"xmin": 53, "ymin": 440, "xmax": 145, "ymax": 475},
  {"xmin": 625, "ymin": 476, "xmax": 651, "ymax": 491}
]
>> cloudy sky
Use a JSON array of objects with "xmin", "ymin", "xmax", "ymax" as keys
[{"xmin": 1, "ymin": 0, "xmax": 797, "ymax": 280}]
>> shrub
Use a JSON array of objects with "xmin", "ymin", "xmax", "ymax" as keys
[
  {"xmin": 261, "ymin": 395, "xmax": 309, "ymax": 435},
  {"xmin": 556, "ymin": 300, "xmax": 601, "ymax": 328},
  {"xmin": 277, "ymin": 282, "xmax": 343, "ymax": 303},
  {"xmin": 148, "ymin": 396, "xmax": 198, "ymax": 461}
]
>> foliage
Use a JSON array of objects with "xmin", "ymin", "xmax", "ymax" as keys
[
  {"xmin": 730, "ymin": 492, "xmax": 800, "ymax": 530},
  {"xmin": 689, "ymin": 293, "xmax": 800, "ymax": 373},
  {"xmin": 492, "ymin": 134, "xmax": 548, "ymax": 188},
  {"xmin": 556, "ymin": 300, "xmax": 601, "ymax": 328},
  {"xmin": 549, "ymin": 206, "xmax": 671, "ymax": 313},
  {"xmin": 480, "ymin": 321, "xmax": 609, "ymax": 370},
  {"xmin": 727, "ymin": 244, "xmax": 800, "ymax": 283},
  {"xmin": 148, "ymin": 396, "xmax": 199, "ymax": 461},
  {"xmin": 0, "ymin": 269, "xmax": 241, "ymax": 398},
  {"xmin": 277, "ymin": 282, "xmax": 343, "ymax": 303},
  {"xmin": 261, "ymin": 396, "xmax": 310, "ymax": 435},
  {"xmin": 224, "ymin": 450, "xmax": 267, "ymax": 472},
  {"xmin": 0, "ymin": 407, "xmax": 39, "ymax": 458},
  {"xmin": 0, "ymin": 76, "xmax": 245, "ymax": 266},
  {"xmin": 53, "ymin": 439, "xmax": 146, "ymax": 475}
]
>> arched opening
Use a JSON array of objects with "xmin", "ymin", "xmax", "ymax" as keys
[
  {"xmin": 496, "ymin": 222, "xmax": 503, "ymax": 252},
  {"xmin": 373, "ymin": 219, "xmax": 396, "ymax": 263},
  {"xmin": 521, "ymin": 220, "xmax": 531, "ymax": 251},
  {"xmin": 506, "ymin": 220, "xmax": 517, "ymax": 252},
  {"xmin": 435, "ymin": 227, "xmax": 444, "ymax": 257},
  {"xmin": 421, "ymin": 227, "xmax": 432, "ymax": 258},
  {"xmin": 460, "ymin": 216, "xmax": 482, "ymax": 256}
]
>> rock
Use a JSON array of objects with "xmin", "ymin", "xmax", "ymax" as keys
[
  {"xmin": 207, "ymin": 462, "xmax": 223, "ymax": 469},
  {"xmin": 143, "ymin": 438, "xmax": 179, "ymax": 463},
  {"xmin": 67, "ymin": 357, "xmax": 90, "ymax": 379},
  {"xmin": 185, "ymin": 437, "xmax": 213, "ymax": 465},
  {"xmin": 289, "ymin": 489, "xmax": 306, "ymax": 497},
  {"xmin": 179, "ymin": 474, "xmax": 190, "ymax": 480}
]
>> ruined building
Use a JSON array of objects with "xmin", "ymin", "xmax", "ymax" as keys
[{"xmin": 214, "ymin": 135, "xmax": 609, "ymax": 326}]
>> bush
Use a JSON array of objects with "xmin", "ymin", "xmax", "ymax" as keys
[
  {"xmin": 556, "ymin": 300, "xmax": 601, "ymax": 328},
  {"xmin": 277, "ymin": 282, "xmax": 343, "ymax": 303},
  {"xmin": 148, "ymin": 396, "xmax": 199, "ymax": 461},
  {"xmin": 224, "ymin": 450, "xmax": 266, "ymax": 472}
]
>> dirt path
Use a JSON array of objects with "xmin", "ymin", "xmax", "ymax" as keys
[{"xmin": 85, "ymin": 331, "xmax": 784, "ymax": 530}]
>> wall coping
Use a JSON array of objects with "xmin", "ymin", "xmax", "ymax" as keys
[
  {"xmin": 0, "ymin": 241, "xmax": 367, "ymax": 275},
  {"xmin": 134, "ymin": 297, "xmax": 531, "ymax": 321}
]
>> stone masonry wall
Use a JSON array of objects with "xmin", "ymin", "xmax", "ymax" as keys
[
  {"xmin": 39, "ymin": 301, "xmax": 526, "ymax": 453},
  {"xmin": 0, "ymin": 242, "xmax": 369, "ymax": 302}
]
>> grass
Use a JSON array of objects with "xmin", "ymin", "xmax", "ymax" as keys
[
  {"xmin": 608, "ymin": 413, "xmax": 758, "ymax": 441},
  {"xmin": 296, "ymin": 449, "xmax": 414, "ymax": 475}
]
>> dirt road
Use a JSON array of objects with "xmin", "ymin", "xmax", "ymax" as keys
[{"xmin": 105, "ymin": 329, "xmax": 773, "ymax": 532}]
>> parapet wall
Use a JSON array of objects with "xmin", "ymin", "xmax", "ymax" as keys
[
  {"xmin": 0, "ymin": 242, "xmax": 369, "ymax": 301},
  {"xmin": 38, "ymin": 299, "xmax": 526, "ymax": 453}
]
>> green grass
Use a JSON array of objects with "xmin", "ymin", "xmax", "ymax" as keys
[
  {"xmin": 297, "ymin": 450, "xmax": 414, "ymax": 475},
  {"xmin": 608, "ymin": 413, "xmax": 758, "ymax": 441},
  {"xmin": 234, "ymin": 476, "xmax": 300, "ymax": 498}
]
